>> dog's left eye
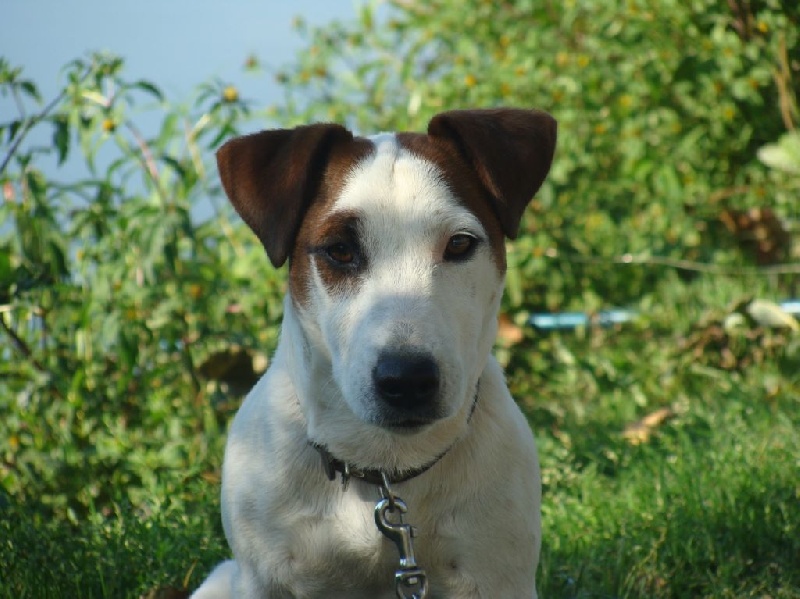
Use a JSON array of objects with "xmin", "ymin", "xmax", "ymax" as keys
[{"xmin": 444, "ymin": 234, "xmax": 477, "ymax": 261}]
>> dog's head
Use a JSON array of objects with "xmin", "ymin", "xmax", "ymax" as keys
[{"xmin": 217, "ymin": 109, "xmax": 556, "ymax": 467}]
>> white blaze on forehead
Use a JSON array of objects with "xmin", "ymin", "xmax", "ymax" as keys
[{"xmin": 333, "ymin": 133, "xmax": 484, "ymax": 235}]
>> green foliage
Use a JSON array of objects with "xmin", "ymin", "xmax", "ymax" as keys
[
  {"xmin": 2, "ymin": 0, "xmax": 800, "ymax": 597},
  {"xmin": 277, "ymin": 0, "xmax": 799, "ymax": 309},
  {"xmin": 759, "ymin": 129, "xmax": 800, "ymax": 174},
  {"xmin": 537, "ymin": 380, "xmax": 800, "ymax": 597},
  {"xmin": 0, "ymin": 490, "xmax": 225, "ymax": 598},
  {"xmin": 0, "ymin": 53, "xmax": 279, "ymax": 517}
]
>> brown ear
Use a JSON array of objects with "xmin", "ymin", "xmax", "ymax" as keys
[
  {"xmin": 427, "ymin": 108, "xmax": 557, "ymax": 238},
  {"xmin": 216, "ymin": 124, "xmax": 353, "ymax": 267}
]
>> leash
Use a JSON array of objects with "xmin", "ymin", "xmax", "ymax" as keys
[
  {"xmin": 374, "ymin": 472, "xmax": 429, "ymax": 599},
  {"xmin": 310, "ymin": 442, "xmax": 433, "ymax": 598}
]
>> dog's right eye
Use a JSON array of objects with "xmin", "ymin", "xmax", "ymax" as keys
[{"xmin": 324, "ymin": 242, "xmax": 357, "ymax": 266}]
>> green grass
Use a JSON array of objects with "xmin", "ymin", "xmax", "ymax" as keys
[
  {"xmin": 519, "ymin": 274, "xmax": 800, "ymax": 598},
  {"xmin": 2, "ymin": 275, "xmax": 799, "ymax": 599},
  {"xmin": 537, "ymin": 390, "xmax": 799, "ymax": 597},
  {"xmin": 0, "ymin": 492, "xmax": 227, "ymax": 599}
]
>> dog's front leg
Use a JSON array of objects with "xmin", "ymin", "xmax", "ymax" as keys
[{"xmin": 191, "ymin": 558, "xmax": 300, "ymax": 599}]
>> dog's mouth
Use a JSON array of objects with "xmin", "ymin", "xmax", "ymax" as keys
[{"xmin": 379, "ymin": 417, "xmax": 436, "ymax": 433}]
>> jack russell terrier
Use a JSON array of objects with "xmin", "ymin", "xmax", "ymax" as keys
[{"xmin": 192, "ymin": 108, "xmax": 557, "ymax": 598}]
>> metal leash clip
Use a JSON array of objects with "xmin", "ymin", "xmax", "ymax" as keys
[{"xmin": 375, "ymin": 473, "xmax": 429, "ymax": 599}]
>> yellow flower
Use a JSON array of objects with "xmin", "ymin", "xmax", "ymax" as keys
[
  {"xmin": 102, "ymin": 118, "xmax": 116, "ymax": 132},
  {"xmin": 222, "ymin": 86, "xmax": 239, "ymax": 103},
  {"xmin": 465, "ymin": 74, "xmax": 477, "ymax": 87}
]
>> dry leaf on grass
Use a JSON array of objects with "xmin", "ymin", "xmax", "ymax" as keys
[
  {"xmin": 622, "ymin": 407, "xmax": 675, "ymax": 445},
  {"xmin": 497, "ymin": 312, "xmax": 525, "ymax": 346}
]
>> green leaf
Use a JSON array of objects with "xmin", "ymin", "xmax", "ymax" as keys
[
  {"xmin": 52, "ymin": 116, "xmax": 70, "ymax": 165},
  {"xmin": 207, "ymin": 123, "xmax": 235, "ymax": 150},
  {"xmin": 0, "ymin": 246, "xmax": 12, "ymax": 303},
  {"xmin": 132, "ymin": 79, "xmax": 164, "ymax": 102},
  {"xmin": 757, "ymin": 132, "xmax": 800, "ymax": 174},
  {"xmin": 24, "ymin": 169, "xmax": 47, "ymax": 202},
  {"xmin": 161, "ymin": 155, "xmax": 187, "ymax": 180},
  {"xmin": 47, "ymin": 238, "xmax": 70, "ymax": 278},
  {"xmin": 19, "ymin": 80, "xmax": 42, "ymax": 103},
  {"xmin": 6, "ymin": 119, "xmax": 23, "ymax": 143}
]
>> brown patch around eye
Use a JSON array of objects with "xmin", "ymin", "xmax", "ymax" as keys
[
  {"xmin": 396, "ymin": 133, "xmax": 507, "ymax": 271},
  {"xmin": 306, "ymin": 212, "xmax": 365, "ymax": 296},
  {"xmin": 288, "ymin": 139, "xmax": 373, "ymax": 308}
]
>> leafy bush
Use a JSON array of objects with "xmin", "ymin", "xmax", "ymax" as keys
[
  {"xmin": 0, "ymin": 54, "xmax": 277, "ymax": 516},
  {"xmin": 279, "ymin": 0, "xmax": 799, "ymax": 309}
]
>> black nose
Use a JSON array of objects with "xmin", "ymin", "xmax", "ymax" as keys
[{"xmin": 372, "ymin": 352, "xmax": 440, "ymax": 410}]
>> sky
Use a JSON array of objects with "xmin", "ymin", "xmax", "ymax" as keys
[
  {"xmin": 1, "ymin": 1, "xmax": 361, "ymax": 222},
  {"xmin": 2, "ymin": 0, "xmax": 359, "ymax": 104}
]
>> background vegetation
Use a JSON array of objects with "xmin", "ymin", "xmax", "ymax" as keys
[{"xmin": 1, "ymin": 0, "xmax": 799, "ymax": 597}]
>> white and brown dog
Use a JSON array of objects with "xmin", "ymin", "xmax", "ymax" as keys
[{"xmin": 192, "ymin": 108, "xmax": 557, "ymax": 599}]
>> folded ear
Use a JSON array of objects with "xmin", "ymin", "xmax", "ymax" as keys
[
  {"xmin": 427, "ymin": 108, "xmax": 557, "ymax": 238},
  {"xmin": 216, "ymin": 124, "xmax": 353, "ymax": 267}
]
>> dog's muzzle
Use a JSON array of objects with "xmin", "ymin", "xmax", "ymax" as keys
[{"xmin": 372, "ymin": 351, "xmax": 440, "ymax": 425}]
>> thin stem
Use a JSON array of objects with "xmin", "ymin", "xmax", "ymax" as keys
[
  {"xmin": 0, "ymin": 312, "xmax": 64, "ymax": 401},
  {"xmin": 0, "ymin": 65, "xmax": 93, "ymax": 177},
  {"xmin": 120, "ymin": 121, "xmax": 167, "ymax": 205},
  {"xmin": 11, "ymin": 85, "xmax": 27, "ymax": 120},
  {"xmin": 0, "ymin": 312, "xmax": 46, "ymax": 372},
  {"xmin": 543, "ymin": 249, "xmax": 800, "ymax": 276}
]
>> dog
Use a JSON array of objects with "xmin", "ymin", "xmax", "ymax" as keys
[{"xmin": 192, "ymin": 108, "xmax": 557, "ymax": 599}]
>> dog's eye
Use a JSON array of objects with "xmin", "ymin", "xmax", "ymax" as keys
[
  {"xmin": 325, "ymin": 242, "xmax": 357, "ymax": 266},
  {"xmin": 444, "ymin": 234, "xmax": 477, "ymax": 261}
]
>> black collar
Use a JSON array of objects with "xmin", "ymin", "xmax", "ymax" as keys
[
  {"xmin": 310, "ymin": 381, "xmax": 481, "ymax": 489},
  {"xmin": 310, "ymin": 441, "xmax": 447, "ymax": 487}
]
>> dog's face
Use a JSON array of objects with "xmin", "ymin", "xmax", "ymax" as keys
[
  {"xmin": 216, "ymin": 109, "xmax": 556, "ymax": 463},
  {"xmin": 290, "ymin": 133, "xmax": 508, "ymax": 429}
]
